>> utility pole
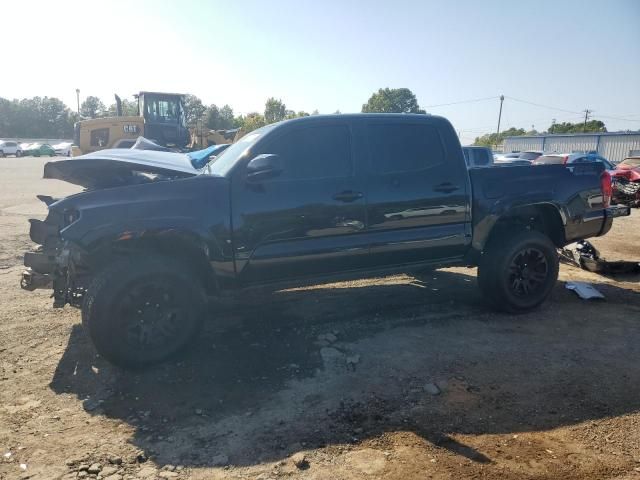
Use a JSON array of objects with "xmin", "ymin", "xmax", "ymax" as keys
[
  {"xmin": 496, "ymin": 95, "xmax": 505, "ymax": 137},
  {"xmin": 551, "ymin": 118, "xmax": 556, "ymax": 134},
  {"xmin": 76, "ymin": 89, "xmax": 80, "ymax": 115},
  {"xmin": 582, "ymin": 109, "xmax": 592, "ymax": 133}
]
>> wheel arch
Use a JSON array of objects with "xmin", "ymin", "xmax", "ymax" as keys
[
  {"xmin": 84, "ymin": 229, "xmax": 220, "ymax": 294},
  {"xmin": 475, "ymin": 202, "xmax": 566, "ymax": 255}
]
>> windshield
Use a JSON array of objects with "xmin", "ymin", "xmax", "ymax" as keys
[
  {"xmin": 619, "ymin": 157, "xmax": 640, "ymax": 168},
  {"xmin": 205, "ymin": 124, "xmax": 275, "ymax": 176},
  {"xmin": 144, "ymin": 96, "xmax": 181, "ymax": 124}
]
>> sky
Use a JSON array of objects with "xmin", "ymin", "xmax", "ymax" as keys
[{"xmin": 2, "ymin": 0, "xmax": 639, "ymax": 144}]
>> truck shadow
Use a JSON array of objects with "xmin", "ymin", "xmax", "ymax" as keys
[{"xmin": 49, "ymin": 269, "xmax": 640, "ymax": 468}]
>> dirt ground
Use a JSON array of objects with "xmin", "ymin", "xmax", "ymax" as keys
[{"xmin": 1, "ymin": 156, "xmax": 639, "ymax": 480}]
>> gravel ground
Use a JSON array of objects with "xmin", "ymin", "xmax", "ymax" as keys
[{"xmin": 1, "ymin": 156, "xmax": 639, "ymax": 480}]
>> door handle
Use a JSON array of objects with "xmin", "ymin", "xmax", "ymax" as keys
[
  {"xmin": 433, "ymin": 183, "xmax": 460, "ymax": 193},
  {"xmin": 333, "ymin": 190, "xmax": 363, "ymax": 202}
]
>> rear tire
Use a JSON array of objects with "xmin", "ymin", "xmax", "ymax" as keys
[
  {"xmin": 15, "ymin": 151, "xmax": 22, "ymax": 157},
  {"xmin": 82, "ymin": 255, "xmax": 206, "ymax": 368},
  {"xmin": 478, "ymin": 230, "xmax": 559, "ymax": 313}
]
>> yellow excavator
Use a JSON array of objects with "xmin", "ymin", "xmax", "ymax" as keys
[{"xmin": 72, "ymin": 92, "xmax": 243, "ymax": 156}]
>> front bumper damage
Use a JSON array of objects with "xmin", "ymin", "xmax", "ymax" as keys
[{"xmin": 21, "ymin": 216, "xmax": 86, "ymax": 308}]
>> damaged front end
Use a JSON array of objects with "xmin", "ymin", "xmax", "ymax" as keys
[
  {"xmin": 22, "ymin": 197, "xmax": 90, "ymax": 308},
  {"xmin": 612, "ymin": 176, "xmax": 640, "ymax": 207},
  {"xmin": 21, "ymin": 149, "xmax": 205, "ymax": 306}
]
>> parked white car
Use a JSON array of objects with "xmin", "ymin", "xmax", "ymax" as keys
[
  {"xmin": 0, "ymin": 140, "xmax": 23, "ymax": 157},
  {"xmin": 52, "ymin": 142, "xmax": 73, "ymax": 157}
]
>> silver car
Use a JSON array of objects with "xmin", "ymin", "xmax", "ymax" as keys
[{"xmin": 0, "ymin": 140, "xmax": 23, "ymax": 157}]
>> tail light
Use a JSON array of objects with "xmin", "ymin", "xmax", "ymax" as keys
[
  {"xmin": 601, "ymin": 170, "xmax": 612, "ymax": 207},
  {"xmin": 562, "ymin": 155, "xmax": 569, "ymax": 164}
]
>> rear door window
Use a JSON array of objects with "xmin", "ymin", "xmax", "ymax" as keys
[{"xmin": 367, "ymin": 123, "xmax": 445, "ymax": 173}]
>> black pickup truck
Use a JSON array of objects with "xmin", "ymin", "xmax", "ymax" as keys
[{"xmin": 22, "ymin": 114, "xmax": 628, "ymax": 367}]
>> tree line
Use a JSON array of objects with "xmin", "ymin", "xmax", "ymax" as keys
[
  {"xmin": 473, "ymin": 120, "xmax": 608, "ymax": 147},
  {"xmin": 1, "ymin": 86, "xmax": 613, "ymax": 141},
  {"xmin": 0, "ymin": 87, "xmax": 426, "ymax": 138}
]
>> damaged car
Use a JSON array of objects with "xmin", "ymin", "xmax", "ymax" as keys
[
  {"xmin": 612, "ymin": 156, "xmax": 640, "ymax": 207},
  {"xmin": 22, "ymin": 114, "xmax": 630, "ymax": 368}
]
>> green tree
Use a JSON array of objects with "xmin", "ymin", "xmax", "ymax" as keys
[
  {"xmin": 80, "ymin": 96, "xmax": 106, "ymax": 118},
  {"xmin": 264, "ymin": 97, "xmax": 286, "ymax": 123},
  {"xmin": 219, "ymin": 105, "xmax": 234, "ymax": 129},
  {"xmin": 474, "ymin": 127, "xmax": 526, "ymax": 147},
  {"xmin": 362, "ymin": 88, "xmax": 425, "ymax": 114},
  {"xmin": 183, "ymin": 94, "xmax": 207, "ymax": 127},
  {"xmin": 0, "ymin": 98, "xmax": 17, "ymax": 137},
  {"xmin": 106, "ymin": 98, "xmax": 138, "ymax": 117},
  {"xmin": 284, "ymin": 110, "xmax": 310, "ymax": 120},
  {"xmin": 0, "ymin": 96, "xmax": 75, "ymax": 138},
  {"xmin": 205, "ymin": 104, "xmax": 221, "ymax": 129},
  {"xmin": 205, "ymin": 104, "xmax": 236, "ymax": 130},
  {"xmin": 41, "ymin": 97, "xmax": 75, "ymax": 137},
  {"xmin": 241, "ymin": 112, "xmax": 266, "ymax": 132},
  {"xmin": 548, "ymin": 120, "xmax": 606, "ymax": 134}
]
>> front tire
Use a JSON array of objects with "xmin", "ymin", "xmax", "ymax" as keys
[
  {"xmin": 478, "ymin": 230, "xmax": 559, "ymax": 313},
  {"xmin": 82, "ymin": 255, "xmax": 206, "ymax": 368}
]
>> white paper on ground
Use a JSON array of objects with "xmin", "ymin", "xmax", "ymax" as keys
[{"xmin": 565, "ymin": 281, "xmax": 605, "ymax": 300}]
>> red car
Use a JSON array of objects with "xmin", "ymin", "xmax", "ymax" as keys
[{"xmin": 612, "ymin": 156, "xmax": 640, "ymax": 207}]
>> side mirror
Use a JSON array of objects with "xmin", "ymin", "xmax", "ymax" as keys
[{"xmin": 246, "ymin": 154, "xmax": 283, "ymax": 181}]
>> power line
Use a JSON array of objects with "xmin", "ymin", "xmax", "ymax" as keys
[
  {"xmin": 423, "ymin": 94, "xmax": 639, "ymax": 123},
  {"xmin": 504, "ymin": 96, "xmax": 582, "ymax": 115},
  {"xmin": 595, "ymin": 113, "xmax": 640, "ymax": 123},
  {"xmin": 424, "ymin": 96, "xmax": 500, "ymax": 108},
  {"xmin": 505, "ymin": 96, "xmax": 640, "ymax": 123}
]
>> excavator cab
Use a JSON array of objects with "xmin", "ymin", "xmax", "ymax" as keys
[
  {"xmin": 136, "ymin": 92, "xmax": 190, "ymax": 148},
  {"xmin": 72, "ymin": 91, "xmax": 191, "ymax": 156}
]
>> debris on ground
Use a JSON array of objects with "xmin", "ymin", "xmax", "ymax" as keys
[
  {"xmin": 423, "ymin": 383, "xmax": 441, "ymax": 395},
  {"xmin": 290, "ymin": 452, "xmax": 308, "ymax": 469},
  {"xmin": 565, "ymin": 281, "xmax": 605, "ymax": 300},
  {"xmin": 560, "ymin": 239, "xmax": 640, "ymax": 274},
  {"xmin": 346, "ymin": 354, "xmax": 361, "ymax": 367},
  {"xmin": 318, "ymin": 333, "xmax": 338, "ymax": 343}
]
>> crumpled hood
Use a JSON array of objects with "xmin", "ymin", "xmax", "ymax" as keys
[{"xmin": 44, "ymin": 149, "xmax": 200, "ymax": 189}]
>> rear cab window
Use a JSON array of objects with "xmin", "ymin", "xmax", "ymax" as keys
[{"xmin": 366, "ymin": 123, "xmax": 445, "ymax": 174}]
